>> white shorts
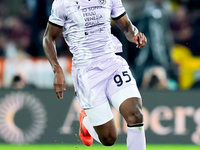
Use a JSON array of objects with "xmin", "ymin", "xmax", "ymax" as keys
[{"xmin": 72, "ymin": 54, "xmax": 141, "ymax": 126}]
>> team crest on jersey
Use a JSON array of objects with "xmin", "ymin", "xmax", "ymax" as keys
[
  {"xmin": 51, "ymin": 8, "xmax": 54, "ymax": 17},
  {"xmin": 99, "ymin": 0, "xmax": 106, "ymax": 5}
]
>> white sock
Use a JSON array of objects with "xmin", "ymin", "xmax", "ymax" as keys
[
  {"xmin": 127, "ymin": 124, "xmax": 146, "ymax": 150},
  {"xmin": 83, "ymin": 116, "xmax": 102, "ymax": 144}
]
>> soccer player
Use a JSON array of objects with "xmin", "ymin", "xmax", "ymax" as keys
[{"xmin": 43, "ymin": 0, "xmax": 147, "ymax": 149}]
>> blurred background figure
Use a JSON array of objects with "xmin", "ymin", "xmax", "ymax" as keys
[
  {"xmin": 11, "ymin": 74, "xmax": 36, "ymax": 89},
  {"xmin": 170, "ymin": 0, "xmax": 200, "ymax": 89},
  {"xmin": 114, "ymin": 0, "xmax": 177, "ymax": 90},
  {"xmin": 11, "ymin": 74, "xmax": 26, "ymax": 89},
  {"xmin": 141, "ymin": 66, "xmax": 169, "ymax": 90},
  {"xmin": 0, "ymin": 0, "xmax": 199, "ymax": 89}
]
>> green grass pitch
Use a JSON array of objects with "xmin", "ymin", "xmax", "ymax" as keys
[{"xmin": 0, "ymin": 144, "xmax": 199, "ymax": 150}]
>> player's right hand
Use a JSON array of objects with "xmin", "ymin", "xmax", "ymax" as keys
[
  {"xmin": 132, "ymin": 32, "xmax": 147, "ymax": 49},
  {"xmin": 53, "ymin": 67, "xmax": 66, "ymax": 99}
]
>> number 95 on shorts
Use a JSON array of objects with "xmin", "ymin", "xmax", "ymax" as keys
[{"xmin": 72, "ymin": 55, "xmax": 141, "ymax": 109}]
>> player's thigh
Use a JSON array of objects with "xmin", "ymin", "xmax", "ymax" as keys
[
  {"xmin": 84, "ymin": 101, "xmax": 117, "ymax": 144},
  {"xmin": 107, "ymin": 64, "xmax": 141, "ymax": 112}
]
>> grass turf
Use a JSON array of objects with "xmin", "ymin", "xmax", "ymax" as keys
[{"xmin": 0, "ymin": 144, "xmax": 199, "ymax": 150}]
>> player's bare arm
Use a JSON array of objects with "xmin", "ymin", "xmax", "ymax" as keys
[
  {"xmin": 43, "ymin": 23, "xmax": 66, "ymax": 99},
  {"xmin": 114, "ymin": 14, "xmax": 147, "ymax": 48}
]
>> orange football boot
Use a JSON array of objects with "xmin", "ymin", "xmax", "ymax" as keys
[{"xmin": 79, "ymin": 110, "xmax": 93, "ymax": 146}]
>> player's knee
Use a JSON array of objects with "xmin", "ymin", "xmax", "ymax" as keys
[
  {"xmin": 101, "ymin": 137, "xmax": 116, "ymax": 146},
  {"xmin": 100, "ymin": 133, "xmax": 117, "ymax": 146},
  {"xmin": 126, "ymin": 108, "xmax": 143, "ymax": 125}
]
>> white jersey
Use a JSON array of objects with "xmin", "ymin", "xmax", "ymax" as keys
[{"xmin": 49, "ymin": 0, "xmax": 125, "ymax": 66}]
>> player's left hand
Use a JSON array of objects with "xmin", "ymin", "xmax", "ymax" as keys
[{"xmin": 132, "ymin": 32, "xmax": 147, "ymax": 49}]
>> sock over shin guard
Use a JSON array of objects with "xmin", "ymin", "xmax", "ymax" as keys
[
  {"xmin": 83, "ymin": 116, "xmax": 101, "ymax": 144},
  {"xmin": 127, "ymin": 123, "xmax": 146, "ymax": 150}
]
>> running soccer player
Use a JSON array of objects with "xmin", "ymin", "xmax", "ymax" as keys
[{"xmin": 43, "ymin": 0, "xmax": 147, "ymax": 149}]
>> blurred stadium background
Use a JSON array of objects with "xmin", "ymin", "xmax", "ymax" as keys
[{"xmin": 0, "ymin": 0, "xmax": 200, "ymax": 149}]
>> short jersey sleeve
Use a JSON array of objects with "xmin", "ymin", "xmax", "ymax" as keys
[
  {"xmin": 49, "ymin": 0, "xmax": 66, "ymax": 28},
  {"xmin": 111, "ymin": 0, "xmax": 126, "ymax": 19}
]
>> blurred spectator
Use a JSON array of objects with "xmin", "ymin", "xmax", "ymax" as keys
[
  {"xmin": 170, "ymin": 5, "xmax": 193, "ymax": 51},
  {"xmin": 11, "ymin": 74, "xmax": 36, "ymax": 89},
  {"xmin": 170, "ymin": 0, "xmax": 200, "ymax": 56},
  {"xmin": 0, "ymin": 0, "xmax": 199, "ymax": 89},
  {"xmin": 140, "ymin": 66, "xmax": 178, "ymax": 90},
  {"xmin": 0, "ymin": 32, "xmax": 18, "ymax": 58},
  {"xmin": 169, "ymin": 0, "xmax": 200, "ymax": 89},
  {"xmin": 23, "ymin": 0, "xmax": 49, "ymax": 57},
  {"xmin": 11, "ymin": 75, "xmax": 26, "ymax": 89},
  {"xmin": 121, "ymin": 0, "xmax": 177, "ymax": 90},
  {"xmin": 141, "ymin": 66, "xmax": 169, "ymax": 90},
  {"xmin": 4, "ymin": 17, "xmax": 31, "ymax": 58}
]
